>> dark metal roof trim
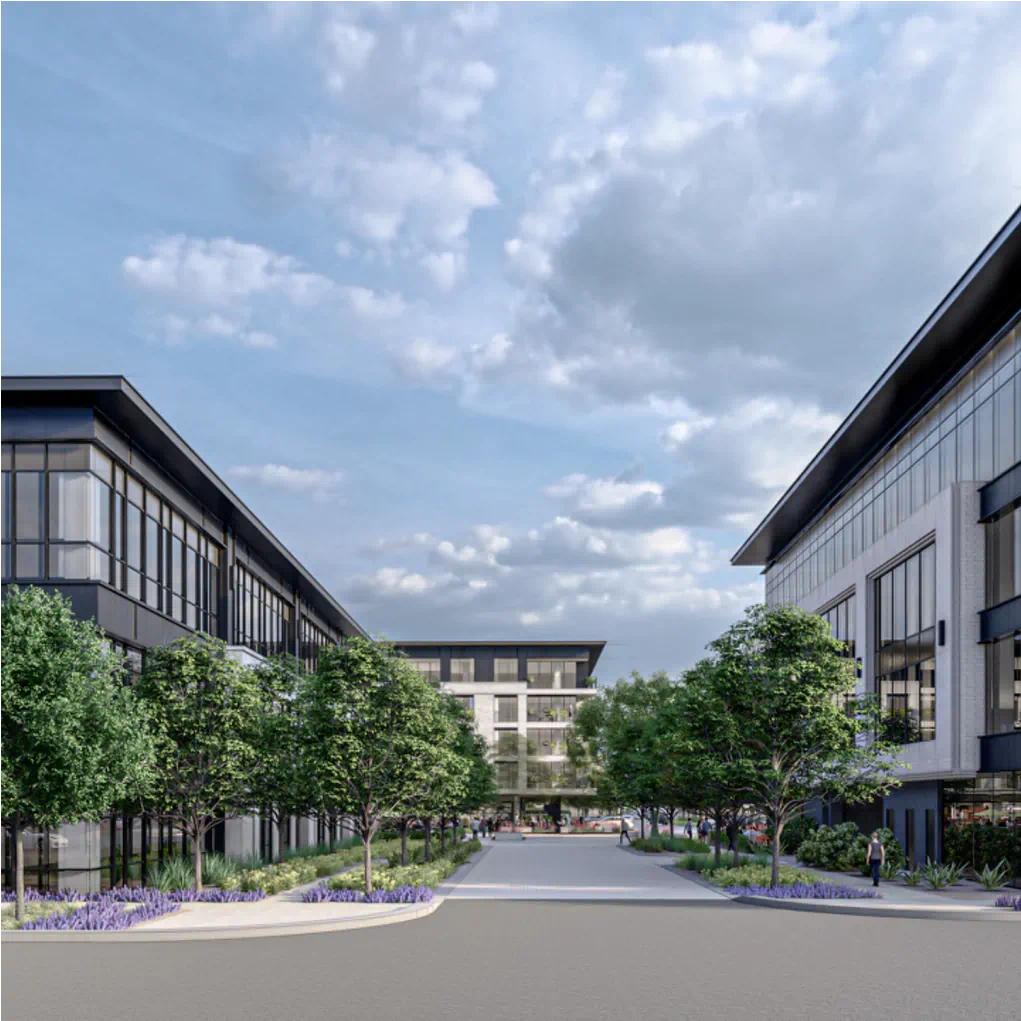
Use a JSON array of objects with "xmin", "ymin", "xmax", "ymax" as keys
[
  {"xmin": 1, "ymin": 375, "xmax": 365, "ymax": 637},
  {"xmin": 394, "ymin": 639, "xmax": 606, "ymax": 668},
  {"xmin": 733, "ymin": 205, "xmax": 1021, "ymax": 567}
]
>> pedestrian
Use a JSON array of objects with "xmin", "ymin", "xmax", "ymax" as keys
[
  {"xmin": 489, "ymin": 816, "xmax": 497, "ymax": 840},
  {"xmin": 479, "ymin": 817, "xmax": 487, "ymax": 840},
  {"xmin": 685, "ymin": 819, "xmax": 693, "ymax": 841},
  {"xmin": 865, "ymin": 830, "xmax": 885, "ymax": 887},
  {"xmin": 619, "ymin": 816, "xmax": 632, "ymax": 846},
  {"xmin": 471, "ymin": 818, "xmax": 480, "ymax": 842}
]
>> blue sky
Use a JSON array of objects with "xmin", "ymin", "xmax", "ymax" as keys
[{"xmin": 3, "ymin": 2, "xmax": 1020, "ymax": 682}]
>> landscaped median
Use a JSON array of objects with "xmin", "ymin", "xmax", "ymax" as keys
[{"xmin": 302, "ymin": 838, "xmax": 484, "ymax": 904}]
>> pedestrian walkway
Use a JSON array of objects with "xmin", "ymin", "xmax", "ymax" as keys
[{"xmin": 440, "ymin": 835, "xmax": 728, "ymax": 901}]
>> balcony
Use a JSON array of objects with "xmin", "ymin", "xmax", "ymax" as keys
[{"xmin": 979, "ymin": 731, "xmax": 1021, "ymax": 773}]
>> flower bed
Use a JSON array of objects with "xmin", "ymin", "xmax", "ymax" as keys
[
  {"xmin": 725, "ymin": 881, "xmax": 880, "ymax": 900},
  {"xmin": 329, "ymin": 838, "xmax": 482, "ymax": 893},
  {"xmin": 302, "ymin": 883, "xmax": 434, "ymax": 904},
  {"xmin": 224, "ymin": 838, "xmax": 403, "ymax": 894},
  {"xmin": 2, "ymin": 888, "xmax": 84, "ymax": 903},
  {"xmin": 18, "ymin": 890, "xmax": 181, "ymax": 930},
  {"xmin": 4, "ymin": 886, "xmax": 267, "ymax": 905},
  {"xmin": 993, "ymin": 894, "xmax": 1021, "ymax": 910},
  {"xmin": 703, "ymin": 863, "xmax": 820, "ymax": 888}
]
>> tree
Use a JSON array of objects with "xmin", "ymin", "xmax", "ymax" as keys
[
  {"xmin": 304, "ymin": 637, "xmax": 462, "ymax": 894},
  {"xmin": 1, "ymin": 586, "xmax": 152, "ymax": 920},
  {"xmin": 708, "ymin": 604, "xmax": 904, "ymax": 885},
  {"xmin": 249, "ymin": 655, "xmax": 311, "ymax": 862},
  {"xmin": 438, "ymin": 708, "xmax": 495, "ymax": 853},
  {"xmin": 668, "ymin": 659, "xmax": 760, "ymax": 866},
  {"xmin": 570, "ymin": 673, "xmax": 674, "ymax": 836},
  {"xmin": 136, "ymin": 635, "xmax": 263, "ymax": 891}
]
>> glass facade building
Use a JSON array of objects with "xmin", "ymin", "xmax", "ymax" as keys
[
  {"xmin": 734, "ymin": 208, "xmax": 1021, "ymax": 878},
  {"xmin": 2, "ymin": 376, "xmax": 365, "ymax": 891}
]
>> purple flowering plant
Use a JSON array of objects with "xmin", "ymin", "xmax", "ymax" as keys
[{"xmin": 725, "ymin": 881, "xmax": 881, "ymax": 899}]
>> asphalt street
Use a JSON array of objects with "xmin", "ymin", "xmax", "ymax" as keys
[{"xmin": 5, "ymin": 899, "xmax": 1020, "ymax": 1021}]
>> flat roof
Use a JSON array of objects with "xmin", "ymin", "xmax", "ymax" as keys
[
  {"xmin": 394, "ymin": 640, "xmax": 606, "ymax": 669},
  {"xmin": 1, "ymin": 375, "xmax": 366, "ymax": 637},
  {"xmin": 733, "ymin": 204, "xmax": 1021, "ymax": 567}
]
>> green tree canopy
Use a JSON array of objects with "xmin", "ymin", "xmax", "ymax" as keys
[
  {"xmin": 706, "ymin": 603, "xmax": 904, "ymax": 884},
  {"xmin": 1, "ymin": 586, "xmax": 152, "ymax": 918},
  {"xmin": 304, "ymin": 637, "xmax": 465, "ymax": 893},
  {"xmin": 135, "ymin": 634, "xmax": 263, "ymax": 891}
]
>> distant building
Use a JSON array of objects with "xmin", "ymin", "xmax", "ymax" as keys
[{"xmin": 396, "ymin": 641, "xmax": 605, "ymax": 825}]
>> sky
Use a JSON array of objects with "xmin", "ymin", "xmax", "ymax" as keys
[{"xmin": 3, "ymin": 2, "xmax": 1020, "ymax": 684}]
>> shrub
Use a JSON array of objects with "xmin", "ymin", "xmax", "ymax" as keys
[
  {"xmin": 921, "ymin": 858, "xmax": 968, "ymax": 890},
  {"xmin": 993, "ymin": 894, "xmax": 1021, "ymax": 910},
  {"xmin": 705, "ymin": 864, "xmax": 820, "ymax": 888},
  {"xmin": 899, "ymin": 865, "xmax": 924, "ymax": 886},
  {"xmin": 796, "ymin": 823, "xmax": 904, "ymax": 873},
  {"xmin": 201, "ymin": 853, "xmax": 238, "ymax": 887},
  {"xmin": 725, "ymin": 882, "xmax": 879, "ymax": 900},
  {"xmin": 333, "ymin": 838, "xmax": 482, "ymax": 892},
  {"xmin": 879, "ymin": 862, "xmax": 899, "ymax": 881},
  {"xmin": 777, "ymin": 815, "xmax": 819, "ymax": 856},
  {"xmin": 975, "ymin": 859, "xmax": 1012, "ymax": 891},
  {"xmin": 148, "ymin": 856, "xmax": 197, "ymax": 893},
  {"xmin": 944, "ymin": 823, "xmax": 1020, "ymax": 878},
  {"xmin": 678, "ymin": 851, "xmax": 769, "ymax": 872},
  {"xmin": 2, "ymin": 900, "xmax": 80, "ymax": 930},
  {"xmin": 633, "ymin": 836, "xmax": 705, "ymax": 854}
]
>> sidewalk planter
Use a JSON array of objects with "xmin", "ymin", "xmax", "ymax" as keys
[
  {"xmin": 724, "ymin": 882, "xmax": 880, "ymax": 900},
  {"xmin": 993, "ymin": 894, "xmax": 1021, "ymax": 910},
  {"xmin": 18, "ymin": 890, "xmax": 182, "ymax": 930},
  {"xmin": 302, "ymin": 884, "xmax": 434, "ymax": 904}
]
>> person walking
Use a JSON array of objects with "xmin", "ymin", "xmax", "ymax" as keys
[
  {"xmin": 489, "ymin": 816, "xmax": 498, "ymax": 840},
  {"xmin": 471, "ymin": 818, "xmax": 480, "ymax": 842},
  {"xmin": 479, "ymin": 818, "xmax": 487, "ymax": 840},
  {"xmin": 685, "ymin": 819, "xmax": 693, "ymax": 841},
  {"xmin": 619, "ymin": 816, "xmax": 632, "ymax": 846},
  {"xmin": 865, "ymin": 830, "xmax": 885, "ymax": 887}
]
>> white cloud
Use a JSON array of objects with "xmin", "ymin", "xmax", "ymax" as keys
[
  {"xmin": 123, "ymin": 235, "xmax": 333, "ymax": 306},
  {"xmin": 344, "ymin": 286, "xmax": 406, "ymax": 320},
  {"xmin": 584, "ymin": 68, "xmax": 624, "ymax": 122},
  {"xmin": 325, "ymin": 21, "xmax": 377, "ymax": 92},
  {"xmin": 545, "ymin": 473, "xmax": 665, "ymax": 515},
  {"xmin": 469, "ymin": 333, "xmax": 512, "ymax": 372},
  {"xmin": 335, "ymin": 240, "xmax": 355, "ymax": 258},
  {"xmin": 450, "ymin": 4, "xmax": 499, "ymax": 34},
  {"xmin": 420, "ymin": 250, "xmax": 466, "ymax": 291},
  {"xmin": 155, "ymin": 313, "xmax": 278, "ymax": 350},
  {"xmin": 461, "ymin": 60, "xmax": 497, "ymax": 90},
  {"xmin": 393, "ymin": 337, "xmax": 460, "ymax": 386},
  {"xmin": 282, "ymin": 139, "xmax": 498, "ymax": 247}
]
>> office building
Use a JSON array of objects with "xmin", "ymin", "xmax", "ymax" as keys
[
  {"xmin": 1, "ymin": 375, "xmax": 366, "ymax": 889},
  {"xmin": 733, "ymin": 207, "xmax": 1021, "ymax": 865}
]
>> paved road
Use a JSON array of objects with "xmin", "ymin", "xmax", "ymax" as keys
[
  {"xmin": 5, "ymin": 838, "xmax": 1019, "ymax": 1021},
  {"xmin": 441, "ymin": 834, "xmax": 725, "ymax": 900}
]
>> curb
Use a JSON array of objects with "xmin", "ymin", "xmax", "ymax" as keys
[
  {"xmin": 0, "ymin": 898, "xmax": 441, "ymax": 943},
  {"xmin": 731, "ymin": 894, "xmax": 1021, "ymax": 921}
]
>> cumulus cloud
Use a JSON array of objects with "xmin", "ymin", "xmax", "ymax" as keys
[
  {"xmin": 343, "ymin": 286, "xmax": 406, "ymax": 320},
  {"xmin": 123, "ymin": 235, "xmax": 333, "ymax": 306}
]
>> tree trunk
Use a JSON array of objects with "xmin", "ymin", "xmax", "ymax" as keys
[
  {"xmin": 771, "ymin": 821, "xmax": 783, "ymax": 887},
  {"xmin": 400, "ymin": 822, "xmax": 409, "ymax": 867},
  {"xmin": 13, "ymin": 814, "xmax": 25, "ymax": 923},
  {"xmin": 439, "ymin": 816, "xmax": 447, "ymax": 853},
  {"xmin": 329, "ymin": 816, "xmax": 336, "ymax": 854},
  {"xmin": 669, "ymin": 809, "xmax": 675, "ymax": 839},
  {"xmin": 277, "ymin": 816, "xmax": 287, "ymax": 865},
  {"xmin": 640, "ymin": 811, "xmax": 646, "ymax": 841},
  {"xmin": 424, "ymin": 819, "xmax": 433, "ymax": 862},
  {"xmin": 650, "ymin": 807, "xmax": 659, "ymax": 837},
  {"xmin": 362, "ymin": 827, "xmax": 373, "ymax": 896},
  {"xmin": 193, "ymin": 827, "xmax": 203, "ymax": 893}
]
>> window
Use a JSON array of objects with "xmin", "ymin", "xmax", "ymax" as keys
[
  {"xmin": 408, "ymin": 659, "xmax": 441, "ymax": 682},
  {"xmin": 495, "ymin": 731, "xmax": 518, "ymax": 758},
  {"xmin": 527, "ymin": 761, "xmax": 587, "ymax": 790},
  {"xmin": 821, "ymin": 593, "xmax": 857, "ymax": 712},
  {"xmin": 496, "ymin": 763, "xmax": 517, "ymax": 790},
  {"xmin": 449, "ymin": 658, "xmax": 475, "ymax": 683},
  {"xmin": 494, "ymin": 658, "xmax": 519, "ymax": 683},
  {"xmin": 986, "ymin": 502, "xmax": 1021, "ymax": 607},
  {"xmin": 985, "ymin": 632, "xmax": 1021, "ymax": 734},
  {"xmin": 235, "ymin": 563, "xmax": 293, "ymax": 659},
  {"xmin": 527, "ymin": 728, "xmax": 568, "ymax": 756},
  {"xmin": 764, "ymin": 323, "xmax": 1020, "ymax": 608},
  {"xmin": 496, "ymin": 696, "xmax": 518, "ymax": 723},
  {"xmin": 526, "ymin": 660, "xmax": 578, "ymax": 689},
  {"xmin": 526, "ymin": 695, "xmax": 579, "ymax": 722},
  {"xmin": 875, "ymin": 545, "xmax": 936, "ymax": 744}
]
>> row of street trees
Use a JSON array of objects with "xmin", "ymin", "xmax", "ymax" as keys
[
  {"xmin": 1, "ymin": 586, "xmax": 496, "ymax": 918},
  {"xmin": 571, "ymin": 603, "xmax": 905, "ymax": 885}
]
